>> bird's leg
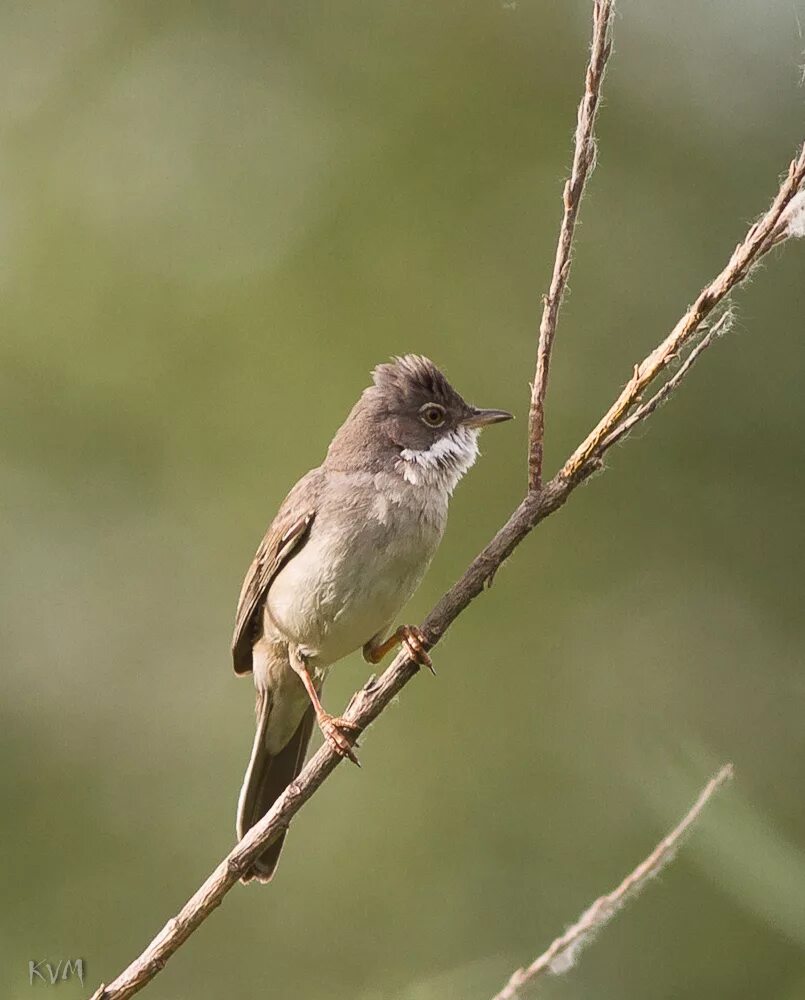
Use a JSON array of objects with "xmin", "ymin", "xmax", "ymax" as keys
[
  {"xmin": 288, "ymin": 648, "xmax": 361, "ymax": 766},
  {"xmin": 363, "ymin": 625, "xmax": 434, "ymax": 674}
]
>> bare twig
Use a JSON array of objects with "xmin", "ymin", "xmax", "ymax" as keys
[
  {"xmin": 561, "ymin": 147, "xmax": 805, "ymax": 480},
  {"xmin": 528, "ymin": 0, "xmax": 615, "ymax": 491},
  {"xmin": 599, "ymin": 309, "xmax": 734, "ymax": 452},
  {"xmin": 87, "ymin": 479, "xmax": 582, "ymax": 1000},
  {"xmin": 490, "ymin": 764, "xmax": 734, "ymax": 1000},
  {"xmin": 86, "ymin": 6, "xmax": 804, "ymax": 998}
]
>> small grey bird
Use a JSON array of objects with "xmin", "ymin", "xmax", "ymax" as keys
[{"xmin": 233, "ymin": 355, "xmax": 512, "ymax": 882}]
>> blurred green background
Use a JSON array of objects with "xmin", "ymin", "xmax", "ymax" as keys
[{"xmin": 3, "ymin": 1, "xmax": 805, "ymax": 998}]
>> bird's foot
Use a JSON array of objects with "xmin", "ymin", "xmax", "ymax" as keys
[
  {"xmin": 362, "ymin": 624, "xmax": 434, "ymax": 673},
  {"xmin": 399, "ymin": 625, "xmax": 435, "ymax": 675},
  {"xmin": 318, "ymin": 714, "xmax": 361, "ymax": 766}
]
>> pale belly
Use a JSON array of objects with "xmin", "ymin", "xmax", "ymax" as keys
[{"xmin": 264, "ymin": 488, "xmax": 444, "ymax": 668}]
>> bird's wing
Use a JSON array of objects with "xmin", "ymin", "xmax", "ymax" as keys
[{"xmin": 231, "ymin": 473, "xmax": 320, "ymax": 675}]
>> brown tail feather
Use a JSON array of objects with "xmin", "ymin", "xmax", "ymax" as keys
[{"xmin": 236, "ymin": 698, "xmax": 316, "ymax": 883}]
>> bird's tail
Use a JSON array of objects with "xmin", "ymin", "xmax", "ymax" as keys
[{"xmin": 236, "ymin": 692, "xmax": 315, "ymax": 883}]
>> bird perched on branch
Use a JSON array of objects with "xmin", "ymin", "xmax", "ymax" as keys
[{"xmin": 233, "ymin": 355, "xmax": 512, "ymax": 881}]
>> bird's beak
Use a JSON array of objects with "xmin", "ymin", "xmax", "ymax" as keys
[{"xmin": 462, "ymin": 407, "xmax": 514, "ymax": 428}]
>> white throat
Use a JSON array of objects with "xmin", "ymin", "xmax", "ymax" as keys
[{"xmin": 397, "ymin": 426, "xmax": 480, "ymax": 494}]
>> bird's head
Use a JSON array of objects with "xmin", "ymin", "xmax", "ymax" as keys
[{"xmin": 326, "ymin": 355, "xmax": 512, "ymax": 493}]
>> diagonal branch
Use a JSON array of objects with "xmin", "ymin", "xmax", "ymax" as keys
[
  {"xmin": 87, "ymin": 480, "xmax": 582, "ymax": 1000},
  {"xmin": 490, "ymin": 764, "xmax": 734, "ymax": 1000},
  {"xmin": 86, "ymin": 9, "xmax": 804, "ymax": 1000},
  {"xmin": 599, "ymin": 309, "xmax": 734, "ymax": 453},
  {"xmin": 527, "ymin": 0, "xmax": 615, "ymax": 491},
  {"xmin": 561, "ymin": 146, "xmax": 805, "ymax": 480}
]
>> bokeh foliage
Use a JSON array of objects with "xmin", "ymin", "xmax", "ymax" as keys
[{"xmin": 2, "ymin": 2, "xmax": 805, "ymax": 998}]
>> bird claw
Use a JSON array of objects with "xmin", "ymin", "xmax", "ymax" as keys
[
  {"xmin": 318, "ymin": 714, "xmax": 362, "ymax": 766},
  {"xmin": 400, "ymin": 625, "xmax": 435, "ymax": 675}
]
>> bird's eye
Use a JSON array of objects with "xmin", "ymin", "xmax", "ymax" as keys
[{"xmin": 419, "ymin": 403, "xmax": 446, "ymax": 427}]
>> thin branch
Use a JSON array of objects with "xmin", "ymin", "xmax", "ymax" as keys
[
  {"xmin": 600, "ymin": 309, "xmax": 734, "ymax": 452},
  {"xmin": 490, "ymin": 764, "xmax": 734, "ymax": 1000},
  {"xmin": 86, "ymin": 10, "xmax": 804, "ymax": 1000},
  {"xmin": 87, "ymin": 480, "xmax": 581, "ymax": 1000},
  {"xmin": 527, "ymin": 0, "xmax": 615, "ymax": 491},
  {"xmin": 561, "ymin": 146, "xmax": 805, "ymax": 480}
]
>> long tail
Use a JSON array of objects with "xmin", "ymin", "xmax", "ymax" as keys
[{"xmin": 236, "ymin": 692, "xmax": 315, "ymax": 883}]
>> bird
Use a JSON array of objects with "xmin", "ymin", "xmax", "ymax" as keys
[{"xmin": 232, "ymin": 354, "xmax": 512, "ymax": 882}]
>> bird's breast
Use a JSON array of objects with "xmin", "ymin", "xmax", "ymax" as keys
[{"xmin": 265, "ymin": 477, "xmax": 446, "ymax": 667}]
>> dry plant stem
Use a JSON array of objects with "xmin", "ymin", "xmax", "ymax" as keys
[
  {"xmin": 87, "ymin": 14, "xmax": 805, "ymax": 1000},
  {"xmin": 562, "ymin": 147, "xmax": 805, "ymax": 479},
  {"xmin": 87, "ymin": 478, "xmax": 587, "ymax": 1000},
  {"xmin": 599, "ymin": 310, "xmax": 733, "ymax": 452},
  {"xmin": 490, "ymin": 764, "xmax": 734, "ymax": 1000},
  {"xmin": 528, "ymin": 0, "xmax": 615, "ymax": 491}
]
